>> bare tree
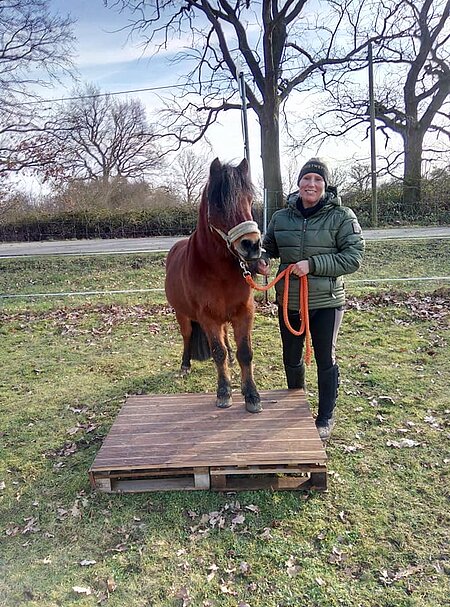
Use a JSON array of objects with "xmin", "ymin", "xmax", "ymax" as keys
[
  {"xmin": 171, "ymin": 149, "xmax": 209, "ymax": 205},
  {"xmin": 345, "ymin": 162, "xmax": 372, "ymax": 195},
  {"xmin": 296, "ymin": 0, "xmax": 450, "ymax": 204},
  {"xmin": 0, "ymin": 0, "xmax": 75, "ymax": 175},
  {"xmin": 40, "ymin": 85, "xmax": 163, "ymax": 184},
  {"xmin": 105, "ymin": 0, "xmax": 378, "ymax": 219}
]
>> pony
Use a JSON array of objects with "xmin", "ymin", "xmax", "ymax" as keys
[{"xmin": 165, "ymin": 157, "xmax": 263, "ymax": 413}]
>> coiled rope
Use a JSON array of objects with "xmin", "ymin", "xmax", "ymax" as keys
[{"xmin": 244, "ymin": 264, "xmax": 312, "ymax": 365}]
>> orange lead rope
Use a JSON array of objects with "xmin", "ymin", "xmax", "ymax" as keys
[{"xmin": 245, "ymin": 264, "xmax": 312, "ymax": 365}]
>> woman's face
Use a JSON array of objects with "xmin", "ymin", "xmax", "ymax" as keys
[{"xmin": 299, "ymin": 173, "xmax": 326, "ymax": 207}]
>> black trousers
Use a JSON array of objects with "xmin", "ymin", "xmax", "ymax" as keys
[{"xmin": 277, "ymin": 306, "xmax": 344, "ymax": 423}]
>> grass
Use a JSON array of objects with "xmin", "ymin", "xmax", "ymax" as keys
[{"xmin": 0, "ymin": 239, "xmax": 449, "ymax": 606}]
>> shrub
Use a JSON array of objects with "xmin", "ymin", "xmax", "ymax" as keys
[{"xmin": 0, "ymin": 207, "xmax": 198, "ymax": 242}]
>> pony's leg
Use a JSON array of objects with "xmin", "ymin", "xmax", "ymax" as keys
[
  {"xmin": 206, "ymin": 324, "xmax": 232, "ymax": 409},
  {"xmin": 176, "ymin": 313, "xmax": 193, "ymax": 375},
  {"xmin": 224, "ymin": 325, "xmax": 234, "ymax": 365},
  {"xmin": 232, "ymin": 315, "xmax": 262, "ymax": 414}
]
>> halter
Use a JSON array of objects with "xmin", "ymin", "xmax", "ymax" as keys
[{"xmin": 209, "ymin": 220, "xmax": 261, "ymax": 261}]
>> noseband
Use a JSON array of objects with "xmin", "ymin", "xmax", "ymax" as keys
[{"xmin": 210, "ymin": 220, "xmax": 261, "ymax": 260}]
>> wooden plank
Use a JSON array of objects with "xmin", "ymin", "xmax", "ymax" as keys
[
  {"xmin": 210, "ymin": 474, "xmax": 311, "ymax": 491},
  {"xmin": 91, "ymin": 452, "xmax": 326, "ymax": 471},
  {"xmin": 210, "ymin": 464, "xmax": 322, "ymax": 475},
  {"xmin": 104, "ymin": 427, "xmax": 318, "ymax": 444},
  {"xmin": 194, "ymin": 467, "xmax": 210, "ymax": 490},
  {"xmin": 109, "ymin": 477, "xmax": 198, "ymax": 493},
  {"xmin": 123, "ymin": 391, "xmax": 305, "ymax": 407}
]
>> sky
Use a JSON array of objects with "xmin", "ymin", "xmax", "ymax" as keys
[
  {"xmin": 45, "ymin": 0, "xmax": 266, "ymax": 181},
  {"xmin": 26, "ymin": 0, "xmax": 384, "ymax": 193}
]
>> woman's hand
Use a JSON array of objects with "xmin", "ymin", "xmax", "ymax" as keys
[{"xmin": 291, "ymin": 260, "xmax": 310, "ymax": 277}]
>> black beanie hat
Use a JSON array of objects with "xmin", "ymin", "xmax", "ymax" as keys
[{"xmin": 297, "ymin": 158, "xmax": 330, "ymax": 187}]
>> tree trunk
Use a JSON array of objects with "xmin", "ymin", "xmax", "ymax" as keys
[
  {"xmin": 403, "ymin": 127, "xmax": 424, "ymax": 206},
  {"xmin": 259, "ymin": 104, "xmax": 284, "ymax": 226}
]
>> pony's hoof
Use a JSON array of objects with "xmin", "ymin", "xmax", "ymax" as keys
[
  {"xmin": 216, "ymin": 398, "xmax": 232, "ymax": 409},
  {"xmin": 180, "ymin": 365, "xmax": 191, "ymax": 376},
  {"xmin": 246, "ymin": 400, "xmax": 263, "ymax": 414}
]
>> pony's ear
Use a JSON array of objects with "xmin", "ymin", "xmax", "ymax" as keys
[
  {"xmin": 238, "ymin": 158, "xmax": 249, "ymax": 175},
  {"xmin": 210, "ymin": 157, "xmax": 222, "ymax": 177}
]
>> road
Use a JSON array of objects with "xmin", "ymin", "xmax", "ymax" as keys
[{"xmin": 0, "ymin": 226, "xmax": 449, "ymax": 258}]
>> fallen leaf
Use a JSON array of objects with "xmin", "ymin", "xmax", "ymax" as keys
[
  {"xmin": 342, "ymin": 444, "xmax": 364, "ymax": 453},
  {"xmin": 328, "ymin": 546, "xmax": 347, "ymax": 564},
  {"xmin": 285, "ymin": 555, "xmax": 300, "ymax": 577},
  {"xmin": 378, "ymin": 395, "xmax": 395, "ymax": 404},
  {"xmin": 379, "ymin": 564, "xmax": 422, "ymax": 584},
  {"xmin": 338, "ymin": 511, "xmax": 347, "ymax": 523},
  {"xmin": 79, "ymin": 559, "xmax": 96, "ymax": 566},
  {"xmin": 231, "ymin": 514, "xmax": 245, "ymax": 526},
  {"xmin": 386, "ymin": 439, "xmax": 421, "ymax": 448},
  {"xmin": 207, "ymin": 563, "xmax": 218, "ymax": 581},
  {"xmin": 239, "ymin": 561, "xmax": 251, "ymax": 574},
  {"xmin": 219, "ymin": 581, "xmax": 237, "ymax": 595},
  {"xmin": 72, "ymin": 586, "xmax": 92, "ymax": 595},
  {"xmin": 22, "ymin": 517, "xmax": 40, "ymax": 534},
  {"xmin": 315, "ymin": 577, "xmax": 326, "ymax": 586},
  {"xmin": 259, "ymin": 528, "xmax": 273, "ymax": 540},
  {"xmin": 175, "ymin": 586, "xmax": 190, "ymax": 606}
]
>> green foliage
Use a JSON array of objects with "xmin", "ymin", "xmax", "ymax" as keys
[{"xmin": 0, "ymin": 207, "xmax": 198, "ymax": 241}]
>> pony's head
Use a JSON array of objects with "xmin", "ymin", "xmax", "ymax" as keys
[{"xmin": 206, "ymin": 158, "xmax": 262, "ymax": 261}]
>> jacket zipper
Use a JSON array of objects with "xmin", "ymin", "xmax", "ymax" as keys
[{"xmin": 302, "ymin": 219, "xmax": 307, "ymax": 261}]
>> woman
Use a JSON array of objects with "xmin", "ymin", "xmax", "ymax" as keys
[{"xmin": 262, "ymin": 158, "xmax": 365, "ymax": 441}]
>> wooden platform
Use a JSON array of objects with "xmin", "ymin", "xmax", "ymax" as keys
[{"xmin": 89, "ymin": 389, "xmax": 327, "ymax": 493}]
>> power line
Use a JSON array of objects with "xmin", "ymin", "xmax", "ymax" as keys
[{"xmin": 23, "ymin": 82, "xmax": 193, "ymax": 106}]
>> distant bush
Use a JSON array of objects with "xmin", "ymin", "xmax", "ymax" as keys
[
  {"xmin": 342, "ymin": 177, "xmax": 450, "ymax": 227},
  {"xmin": 0, "ymin": 207, "xmax": 198, "ymax": 242}
]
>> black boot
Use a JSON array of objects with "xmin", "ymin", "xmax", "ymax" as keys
[
  {"xmin": 316, "ymin": 364, "xmax": 340, "ymax": 425},
  {"xmin": 284, "ymin": 362, "xmax": 306, "ymax": 390}
]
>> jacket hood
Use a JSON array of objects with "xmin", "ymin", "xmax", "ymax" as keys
[{"xmin": 286, "ymin": 187, "xmax": 341, "ymax": 211}]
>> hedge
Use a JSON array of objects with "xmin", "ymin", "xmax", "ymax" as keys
[{"xmin": 0, "ymin": 207, "xmax": 199, "ymax": 242}]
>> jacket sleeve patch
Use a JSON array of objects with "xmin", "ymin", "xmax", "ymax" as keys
[{"xmin": 352, "ymin": 221, "xmax": 362, "ymax": 234}]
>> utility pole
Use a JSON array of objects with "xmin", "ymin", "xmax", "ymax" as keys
[
  {"xmin": 237, "ymin": 66, "xmax": 269, "ymax": 300},
  {"xmin": 368, "ymin": 42, "xmax": 378, "ymax": 227},
  {"xmin": 237, "ymin": 67, "xmax": 251, "ymax": 172}
]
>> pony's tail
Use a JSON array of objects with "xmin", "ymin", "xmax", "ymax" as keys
[{"xmin": 190, "ymin": 321, "xmax": 211, "ymax": 361}]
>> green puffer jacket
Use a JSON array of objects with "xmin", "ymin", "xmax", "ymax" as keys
[{"xmin": 263, "ymin": 190, "xmax": 365, "ymax": 310}]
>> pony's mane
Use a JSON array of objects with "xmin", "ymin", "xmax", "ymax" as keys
[{"xmin": 207, "ymin": 162, "xmax": 255, "ymax": 224}]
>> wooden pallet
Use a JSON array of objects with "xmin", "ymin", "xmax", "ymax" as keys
[{"xmin": 89, "ymin": 389, "xmax": 327, "ymax": 493}]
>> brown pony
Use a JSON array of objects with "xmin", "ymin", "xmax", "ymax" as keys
[{"xmin": 165, "ymin": 157, "xmax": 263, "ymax": 413}]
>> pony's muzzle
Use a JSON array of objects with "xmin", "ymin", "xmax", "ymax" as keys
[{"xmin": 235, "ymin": 234, "xmax": 262, "ymax": 261}]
